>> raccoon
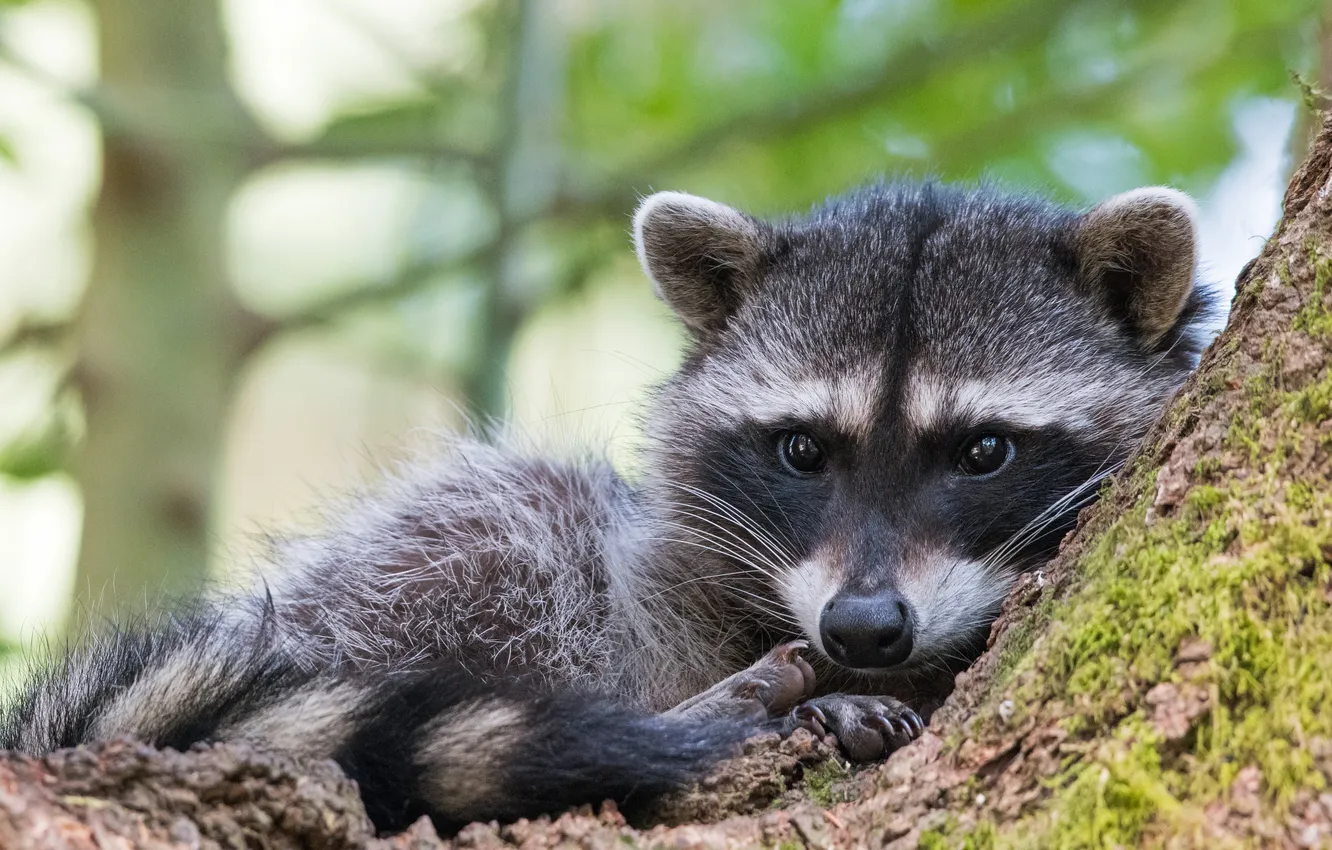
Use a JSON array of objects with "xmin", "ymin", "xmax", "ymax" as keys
[{"xmin": 1, "ymin": 180, "xmax": 1217, "ymax": 834}]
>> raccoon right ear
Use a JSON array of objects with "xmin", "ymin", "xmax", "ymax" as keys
[
  {"xmin": 1074, "ymin": 186, "xmax": 1201, "ymax": 348},
  {"xmin": 633, "ymin": 191, "xmax": 770, "ymax": 335}
]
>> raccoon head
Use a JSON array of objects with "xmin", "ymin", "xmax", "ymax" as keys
[{"xmin": 633, "ymin": 181, "xmax": 1212, "ymax": 676}]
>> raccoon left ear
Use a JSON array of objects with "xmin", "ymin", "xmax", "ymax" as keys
[
  {"xmin": 633, "ymin": 191, "xmax": 770, "ymax": 335},
  {"xmin": 1074, "ymin": 186, "xmax": 1200, "ymax": 347}
]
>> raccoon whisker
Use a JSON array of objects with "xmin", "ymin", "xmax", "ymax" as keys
[
  {"xmin": 656, "ymin": 508, "xmax": 792, "ymax": 576},
  {"xmin": 986, "ymin": 490, "xmax": 1097, "ymax": 570},
  {"xmin": 639, "ymin": 535, "xmax": 803, "ymax": 629},
  {"xmin": 978, "ymin": 445, "xmax": 1128, "ymax": 569},
  {"xmin": 657, "ymin": 505, "xmax": 796, "ymax": 578},
  {"xmin": 979, "ymin": 466, "xmax": 1121, "ymax": 573},
  {"xmin": 721, "ymin": 589, "xmax": 803, "ymax": 628},
  {"xmin": 963, "ymin": 459, "xmax": 1116, "ymax": 559},
  {"xmin": 731, "ymin": 472, "xmax": 802, "ymax": 558},
  {"xmin": 661, "ymin": 482, "xmax": 799, "ymax": 567},
  {"xmin": 980, "ymin": 490, "xmax": 1101, "ymax": 576},
  {"xmin": 1023, "ymin": 465, "xmax": 1119, "ymax": 531},
  {"xmin": 661, "ymin": 478, "xmax": 800, "ymax": 563},
  {"xmin": 645, "ymin": 534, "xmax": 795, "ymax": 616},
  {"xmin": 952, "ymin": 487, "xmax": 1103, "ymax": 605},
  {"xmin": 687, "ymin": 469, "xmax": 803, "ymax": 559},
  {"xmin": 650, "ymin": 518, "xmax": 791, "ymax": 583},
  {"xmin": 637, "ymin": 569, "xmax": 778, "ymax": 604},
  {"xmin": 639, "ymin": 562, "xmax": 803, "ymax": 630}
]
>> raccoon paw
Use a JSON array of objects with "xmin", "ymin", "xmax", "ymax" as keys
[
  {"xmin": 667, "ymin": 640, "xmax": 817, "ymax": 723},
  {"xmin": 787, "ymin": 694, "xmax": 924, "ymax": 762}
]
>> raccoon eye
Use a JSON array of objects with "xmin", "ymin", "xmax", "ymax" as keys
[
  {"xmin": 958, "ymin": 434, "xmax": 1012, "ymax": 476},
  {"xmin": 779, "ymin": 431, "xmax": 826, "ymax": 474}
]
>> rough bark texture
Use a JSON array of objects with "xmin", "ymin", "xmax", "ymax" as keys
[{"xmin": 10, "ymin": 112, "xmax": 1332, "ymax": 850}]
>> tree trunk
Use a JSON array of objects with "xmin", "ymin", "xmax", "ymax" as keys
[
  {"xmin": 74, "ymin": 0, "xmax": 253, "ymax": 616},
  {"xmin": 8, "ymin": 109, "xmax": 1332, "ymax": 850}
]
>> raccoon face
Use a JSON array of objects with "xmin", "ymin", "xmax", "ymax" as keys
[{"xmin": 634, "ymin": 181, "xmax": 1211, "ymax": 675}]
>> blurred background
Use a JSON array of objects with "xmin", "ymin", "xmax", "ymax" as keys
[{"xmin": 0, "ymin": 0, "xmax": 1323, "ymax": 668}]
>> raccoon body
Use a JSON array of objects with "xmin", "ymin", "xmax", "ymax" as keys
[{"xmin": 1, "ymin": 180, "xmax": 1218, "ymax": 833}]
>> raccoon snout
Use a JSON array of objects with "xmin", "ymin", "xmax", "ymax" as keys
[{"xmin": 819, "ymin": 592, "xmax": 914, "ymax": 669}]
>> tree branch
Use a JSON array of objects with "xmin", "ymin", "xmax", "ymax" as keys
[{"xmin": 0, "ymin": 318, "xmax": 72, "ymax": 357}]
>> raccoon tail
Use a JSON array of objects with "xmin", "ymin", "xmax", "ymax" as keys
[
  {"xmin": 338, "ymin": 672, "xmax": 755, "ymax": 833},
  {"xmin": 0, "ymin": 612, "xmax": 756, "ymax": 834}
]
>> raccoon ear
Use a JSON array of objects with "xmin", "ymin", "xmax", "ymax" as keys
[
  {"xmin": 633, "ymin": 191, "xmax": 769, "ymax": 334},
  {"xmin": 1074, "ymin": 186, "xmax": 1201, "ymax": 346}
]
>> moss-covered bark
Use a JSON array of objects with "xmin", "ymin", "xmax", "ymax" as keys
[{"xmin": 7, "ymin": 111, "xmax": 1332, "ymax": 850}]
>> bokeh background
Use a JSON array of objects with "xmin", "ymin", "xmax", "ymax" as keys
[{"xmin": 0, "ymin": 0, "xmax": 1324, "ymax": 668}]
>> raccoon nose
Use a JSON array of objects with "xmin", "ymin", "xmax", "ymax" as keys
[{"xmin": 819, "ymin": 593, "xmax": 914, "ymax": 669}]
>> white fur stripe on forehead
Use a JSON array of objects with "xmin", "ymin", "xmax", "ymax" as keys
[
  {"xmin": 692, "ymin": 359, "xmax": 882, "ymax": 436},
  {"xmin": 907, "ymin": 371, "xmax": 1158, "ymax": 434}
]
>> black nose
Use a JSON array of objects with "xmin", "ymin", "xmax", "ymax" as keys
[{"xmin": 819, "ymin": 592, "xmax": 914, "ymax": 669}]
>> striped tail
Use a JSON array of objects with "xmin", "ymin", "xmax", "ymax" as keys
[{"xmin": 0, "ymin": 611, "xmax": 755, "ymax": 833}]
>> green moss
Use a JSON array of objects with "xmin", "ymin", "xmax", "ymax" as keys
[
  {"xmin": 916, "ymin": 816, "xmax": 997, "ymax": 849},
  {"xmin": 1283, "ymin": 368, "xmax": 1332, "ymax": 423},
  {"xmin": 800, "ymin": 758, "xmax": 854, "ymax": 808},
  {"xmin": 1037, "ymin": 730, "xmax": 1177, "ymax": 850},
  {"xmin": 959, "ymin": 822, "xmax": 997, "ymax": 850},
  {"xmin": 1294, "ymin": 245, "xmax": 1332, "ymax": 337},
  {"xmin": 1193, "ymin": 454, "xmax": 1223, "ymax": 480},
  {"xmin": 916, "ymin": 829, "xmax": 946, "ymax": 850},
  {"xmin": 1184, "ymin": 483, "xmax": 1225, "ymax": 517}
]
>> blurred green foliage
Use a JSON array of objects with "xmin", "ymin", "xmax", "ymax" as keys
[
  {"xmin": 269, "ymin": 0, "xmax": 1323, "ymax": 408},
  {"xmin": 271, "ymin": 0, "xmax": 1321, "ymax": 409},
  {"xmin": 321, "ymin": 0, "xmax": 1318, "ymax": 216}
]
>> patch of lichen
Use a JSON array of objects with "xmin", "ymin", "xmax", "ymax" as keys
[
  {"xmin": 932, "ymin": 355, "xmax": 1332, "ymax": 847},
  {"xmin": 1294, "ymin": 245, "xmax": 1332, "ymax": 338},
  {"xmin": 1003, "ymin": 726, "xmax": 1182, "ymax": 850},
  {"xmin": 799, "ymin": 757, "xmax": 854, "ymax": 808},
  {"xmin": 917, "ymin": 816, "xmax": 994, "ymax": 850}
]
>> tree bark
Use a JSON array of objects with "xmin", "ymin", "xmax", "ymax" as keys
[
  {"xmin": 74, "ymin": 0, "xmax": 255, "ymax": 616},
  {"xmin": 10, "ymin": 107, "xmax": 1332, "ymax": 850}
]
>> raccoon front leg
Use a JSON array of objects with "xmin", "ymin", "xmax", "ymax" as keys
[
  {"xmin": 787, "ymin": 694, "xmax": 925, "ymax": 762},
  {"xmin": 665, "ymin": 640, "xmax": 816, "ymax": 723}
]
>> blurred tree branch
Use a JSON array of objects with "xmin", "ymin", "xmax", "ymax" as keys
[
  {"xmin": 266, "ymin": 0, "xmax": 1070, "ymax": 343},
  {"xmin": 70, "ymin": 0, "xmax": 257, "ymax": 615},
  {"xmin": 259, "ymin": 0, "xmax": 1151, "ymax": 355},
  {"xmin": 545, "ymin": 0, "xmax": 1074, "ymax": 216},
  {"xmin": 0, "ymin": 23, "xmax": 488, "ymax": 169},
  {"xmin": 465, "ymin": 0, "xmax": 558, "ymax": 418},
  {"xmin": 0, "ymin": 318, "xmax": 71, "ymax": 357}
]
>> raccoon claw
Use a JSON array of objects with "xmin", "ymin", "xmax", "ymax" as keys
[
  {"xmin": 787, "ymin": 694, "xmax": 924, "ymax": 763},
  {"xmin": 902, "ymin": 708, "xmax": 925, "ymax": 736},
  {"xmin": 666, "ymin": 640, "xmax": 817, "ymax": 722},
  {"xmin": 792, "ymin": 702, "xmax": 829, "ymax": 736}
]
